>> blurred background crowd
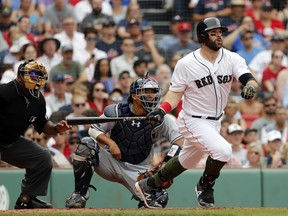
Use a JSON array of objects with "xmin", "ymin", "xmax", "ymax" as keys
[{"xmin": 0, "ymin": 0, "xmax": 288, "ymax": 169}]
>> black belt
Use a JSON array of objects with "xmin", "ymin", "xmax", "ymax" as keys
[{"xmin": 192, "ymin": 113, "xmax": 223, "ymax": 120}]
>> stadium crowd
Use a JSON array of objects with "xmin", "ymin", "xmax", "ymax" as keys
[{"xmin": 1, "ymin": 0, "xmax": 288, "ymax": 169}]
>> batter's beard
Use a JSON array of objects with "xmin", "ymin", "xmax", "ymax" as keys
[{"xmin": 206, "ymin": 39, "xmax": 222, "ymax": 51}]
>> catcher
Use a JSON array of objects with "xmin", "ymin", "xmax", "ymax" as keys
[{"xmin": 65, "ymin": 77, "xmax": 184, "ymax": 208}]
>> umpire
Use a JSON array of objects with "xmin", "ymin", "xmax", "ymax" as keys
[{"xmin": 0, "ymin": 60, "xmax": 72, "ymax": 209}]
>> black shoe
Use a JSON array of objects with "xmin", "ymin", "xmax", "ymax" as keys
[
  {"xmin": 195, "ymin": 183, "xmax": 215, "ymax": 208},
  {"xmin": 15, "ymin": 196, "xmax": 52, "ymax": 209},
  {"xmin": 135, "ymin": 178, "xmax": 163, "ymax": 209},
  {"xmin": 65, "ymin": 192, "xmax": 89, "ymax": 208}
]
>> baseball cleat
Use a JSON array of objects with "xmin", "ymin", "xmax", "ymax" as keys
[
  {"xmin": 195, "ymin": 183, "xmax": 215, "ymax": 208},
  {"xmin": 15, "ymin": 196, "xmax": 52, "ymax": 209},
  {"xmin": 65, "ymin": 192, "xmax": 88, "ymax": 208},
  {"xmin": 135, "ymin": 178, "xmax": 163, "ymax": 209}
]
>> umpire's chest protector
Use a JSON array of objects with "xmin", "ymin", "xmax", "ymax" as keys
[{"xmin": 110, "ymin": 103, "xmax": 160, "ymax": 164}]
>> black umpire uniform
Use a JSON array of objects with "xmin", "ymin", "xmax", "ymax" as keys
[
  {"xmin": 0, "ymin": 59, "xmax": 72, "ymax": 209},
  {"xmin": 0, "ymin": 80, "xmax": 52, "ymax": 197}
]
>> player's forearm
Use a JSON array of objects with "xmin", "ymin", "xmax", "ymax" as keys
[{"xmin": 162, "ymin": 90, "xmax": 183, "ymax": 111}]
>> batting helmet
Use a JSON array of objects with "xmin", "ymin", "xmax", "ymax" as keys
[
  {"xmin": 18, "ymin": 59, "xmax": 48, "ymax": 98},
  {"xmin": 128, "ymin": 77, "xmax": 161, "ymax": 112},
  {"xmin": 197, "ymin": 17, "xmax": 228, "ymax": 43}
]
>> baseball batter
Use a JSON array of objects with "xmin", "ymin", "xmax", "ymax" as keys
[
  {"xmin": 65, "ymin": 77, "xmax": 184, "ymax": 208},
  {"xmin": 135, "ymin": 17, "xmax": 259, "ymax": 209}
]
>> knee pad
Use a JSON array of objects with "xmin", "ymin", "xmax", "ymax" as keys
[
  {"xmin": 72, "ymin": 137, "xmax": 99, "ymax": 196},
  {"xmin": 73, "ymin": 137, "xmax": 100, "ymax": 166}
]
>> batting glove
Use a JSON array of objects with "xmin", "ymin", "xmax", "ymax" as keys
[
  {"xmin": 146, "ymin": 108, "xmax": 166, "ymax": 123},
  {"xmin": 241, "ymin": 85, "xmax": 256, "ymax": 100}
]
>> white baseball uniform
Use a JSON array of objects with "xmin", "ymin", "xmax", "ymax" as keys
[{"xmin": 170, "ymin": 48, "xmax": 251, "ymax": 169}]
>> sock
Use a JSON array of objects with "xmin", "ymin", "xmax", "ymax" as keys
[{"xmin": 148, "ymin": 156, "xmax": 186, "ymax": 188}]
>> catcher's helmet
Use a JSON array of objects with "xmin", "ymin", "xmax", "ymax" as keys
[
  {"xmin": 128, "ymin": 77, "xmax": 161, "ymax": 112},
  {"xmin": 18, "ymin": 59, "xmax": 48, "ymax": 98},
  {"xmin": 197, "ymin": 17, "xmax": 228, "ymax": 43}
]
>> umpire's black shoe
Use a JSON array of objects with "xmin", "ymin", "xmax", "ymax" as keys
[
  {"xmin": 135, "ymin": 178, "xmax": 163, "ymax": 209},
  {"xmin": 195, "ymin": 183, "xmax": 215, "ymax": 208},
  {"xmin": 15, "ymin": 195, "xmax": 53, "ymax": 209}
]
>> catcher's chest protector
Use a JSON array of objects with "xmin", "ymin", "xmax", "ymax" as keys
[{"xmin": 110, "ymin": 103, "xmax": 160, "ymax": 164}]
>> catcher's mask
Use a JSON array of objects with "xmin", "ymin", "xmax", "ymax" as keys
[
  {"xmin": 129, "ymin": 78, "xmax": 162, "ymax": 113},
  {"xmin": 18, "ymin": 59, "xmax": 48, "ymax": 98}
]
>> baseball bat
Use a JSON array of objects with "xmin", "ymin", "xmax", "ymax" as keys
[{"xmin": 66, "ymin": 116, "xmax": 147, "ymax": 125}]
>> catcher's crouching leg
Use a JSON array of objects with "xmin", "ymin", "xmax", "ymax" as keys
[{"xmin": 65, "ymin": 137, "xmax": 99, "ymax": 208}]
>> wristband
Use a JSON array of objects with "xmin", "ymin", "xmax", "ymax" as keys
[{"xmin": 160, "ymin": 102, "xmax": 172, "ymax": 114}]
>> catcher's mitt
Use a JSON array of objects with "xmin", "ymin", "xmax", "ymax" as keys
[
  {"xmin": 241, "ymin": 85, "xmax": 256, "ymax": 100},
  {"xmin": 137, "ymin": 165, "xmax": 173, "ymax": 189}
]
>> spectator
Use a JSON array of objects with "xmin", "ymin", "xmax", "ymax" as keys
[
  {"xmin": 74, "ymin": 0, "xmax": 112, "ymax": 23},
  {"xmin": 11, "ymin": 0, "xmax": 43, "ymax": 34},
  {"xmin": 154, "ymin": 64, "xmax": 172, "ymax": 98},
  {"xmin": 236, "ymin": 30, "xmax": 265, "ymax": 65},
  {"xmin": 66, "ymin": 92, "xmax": 89, "ymax": 131},
  {"xmin": 43, "ymin": 0, "xmax": 76, "ymax": 34},
  {"xmin": 243, "ymin": 128, "xmax": 259, "ymax": 146},
  {"xmin": 54, "ymin": 16, "xmax": 86, "ymax": 60},
  {"xmin": 223, "ymin": 97, "xmax": 247, "ymax": 130},
  {"xmin": 251, "ymin": 96, "xmax": 277, "ymax": 135},
  {"xmin": 133, "ymin": 59, "xmax": 147, "ymax": 78},
  {"xmin": 37, "ymin": 36, "xmax": 62, "ymax": 72},
  {"xmin": 242, "ymin": 142, "xmax": 264, "ymax": 168},
  {"xmin": 49, "ymin": 131, "xmax": 72, "ymax": 168},
  {"xmin": 165, "ymin": 22, "xmax": 200, "ymax": 63},
  {"xmin": 67, "ymin": 132, "xmax": 81, "ymax": 163},
  {"xmin": 87, "ymin": 81, "xmax": 109, "ymax": 115},
  {"xmin": 96, "ymin": 20, "xmax": 122, "ymax": 59},
  {"xmin": 49, "ymin": 45, "xmax": 88, "ymax": 85},
  {"xmin": 270, "ymin": 0, "xmax": 288, "ymax": 29},
  {"xmin": 45, "ymin": 74, "xmax": 73, "ymax": 118},
  {"xmin": 0, "ymin": 32, "xmax": 9, "ymax": 63},
  {"xmin": 15, "ymin": 15, "xmax": 35, "ymax": 44},
  {"xmin": 249, "ymin": 34, "xmax": 288, "ymax": 83},
  {"xmin": 114, "ymin": 70, "xmax": 132, "ymax": 102},
  {"xmin": 13, "ymin": 43, "xmax": 37, "ymax": 74},
  {"xmin": 125, "ymin": 18, "xmax": 143, "ymax": 49},
  {"xmin": 0, "ymin": 6, "xmax": 15, "ymax": 32},
  {"xmin": 135, "ymin": 26, "xmax": 165, "ymax": 72},
  {"xmin": 111, "ymin": 0, "xmax": 127, "ymax": 24},
  {"xmin": 239, "ymin": 96, "xmax": 263, "ymax": 128},
  {"xmin": 3, "ymin": 36, "xmax": 30, "ymax": 66},
  {"xmin": 261, "ymin": 49, "xmax": 286, "ymax": 96},
  {"xmin": 193, "ymin": 0, "xmax": 231, "ymax": 23},
  {"xmin": 265, "ymin": 130, "xmax": 286, "ymax": 168},
  {"xmin": 229, "ymin": 77, "xmax": 244, "ymax": 103},
  {"xmin": 158, "ymin": 14, "xmax": 182, "ymax": 52},
  {"xmin": 77, "ymin": 27, "xmax": 107, "ymax": 82},
  {"xmin": 110, "ymin": 37, "xmax": 138, "ymax": 78},
  {"xmin": 225, "ymin": 123, "xmax": 246, "ymax": 166},
  {"xmin": 260, "ymin": 106, "xmax": 288, "ymax": 146},
  {"xmin": 93, "ymin": 58, "xmax": 116, "ymax": 93},
  {"xmin": 223, "ymin": 15, "xmax": 270, "ymax": 52},
  {"xmin": 117, "ymin": 2, "xmax": 149, "ymax": 38},
  {"xmin": 168, "ymin": 53, "xmax": 181, "ymax": 72},
  {"xmin": 108, "ymin": 88, "xmax": 123, "ymax": 104},
  {"xmin": 254, "ymin": 3, "xmax": 285, "ymax": 41},
  {"xmin": 23, "ymin": 125, "xmax": 34, "ymax": 141},
  {"xmin": 276, "ymin": 67, "xmax": 288, "ymax": 108},
  {"xmin": 80, "ymin": 0, "xmax": 113, "ymax": 33},
  {"xmin": 37, "ymin": 0, "xmax": 60, "ymax": 17},
  {"xmin": 78, "ymin": 108, "xmax": 99, "ymax": 138},
  {"xmin": 220, "ymin": 0, "xmax": 246, "ymax": 35}
]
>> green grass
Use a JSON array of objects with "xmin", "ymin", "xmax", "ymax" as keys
[{"xmin": 1, "ymin": 208, "xmax": 288, "ymax": 216}]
